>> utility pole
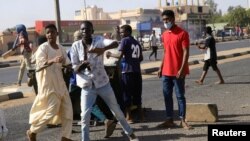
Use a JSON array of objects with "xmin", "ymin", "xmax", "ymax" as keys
[
  {"xmin": 54, "ymin": 0, "xmax": 62, "ymax": 43},
  {"xmin": 248, "ymin": 0, "xmax": 250, "ymax": 9},
  {"xmin": 84, "ymin": 0, "xmax": 87, "ymax": 20}
]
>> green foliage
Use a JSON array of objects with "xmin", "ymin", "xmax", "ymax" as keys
[
  {"xmin": 228, "ymin": 6, "xmax": 248, "ymax": 26},
  {"xmin": 208, "ymin": 5, "xmax": 250, "ymax": 27}
]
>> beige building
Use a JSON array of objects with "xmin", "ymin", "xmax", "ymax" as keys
[
  {"xmin": 74, "ymin": 5, "xmax": 161, "ymax": 30},
  {"xmin": 74, "ymin": 1, "xmax": 210, "ymax": 39},
  {"xmin": 74, "ymin": 5, "xmax": 111, "ymax": 20},
  {"xmin": 159, "ymin": 0, "xmax": 210, "ymax": 40}
]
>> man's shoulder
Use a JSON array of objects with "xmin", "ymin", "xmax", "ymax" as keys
[
  {"xmin": 39, "ymin": 42, "xmax": 48, "ymax": 50},
  {"xmin": 205, "ymin": 35, "xmax": 213, "ymax": 40},
  {"xmin": 72, "ymin": 40, "xmax": 82, "ymax": 47},
  {"xmin": 121, "ymin": 36, "xmax": 129, "ymax": 42}
]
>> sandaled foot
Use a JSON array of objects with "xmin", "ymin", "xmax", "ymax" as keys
[
  {"xmin": 126, "ymin": 119, "xmax": 135, "ymax": 124},
  {"xmin": 61, "ymin": 137, "xmax": 73, "ymax": 141},
  {"xmin": 104, "ymin": 120, "xmax": 116, "ymax": 138},
  {"xmin": 180, "ymin": 120, "xmax": 193, "ymax": 130},
  {"xmin": 156, "ymin": 119, "xmax": 176, "ymax": 128},
  {"xmin": 26, "ymin": 130, "xmax": 36, "ymax": 141},
  {"xmin": 195, "ymin": 80, "xmax": 203, "ymax": 85}
]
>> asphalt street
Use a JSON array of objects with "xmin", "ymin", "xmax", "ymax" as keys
[
  {"xmin": 0, "ymin": 55, "xmax": 249, "ymax": 141},
  {"xmin": 0, "ymin": 39, "xmax": 250, "ymax": 86}
]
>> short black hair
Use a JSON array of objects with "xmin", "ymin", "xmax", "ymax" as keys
[
  {"xmin": 206, "ymin": 26, "xmax": 212, "ymax": 34},
  {"xmin": 45, "ymin": 24, "xmax": 57, "ymax": 31},
  {"xmin": 162, "ymin": 10, "xmax": 175, "ymax": 18},
  {"xmin": 121, "ymin": 25, "xmax": 132, "ymax": 35},
  {"xmin": 82, "ymin": 21, "xmax": 93, "ymax": 29}
]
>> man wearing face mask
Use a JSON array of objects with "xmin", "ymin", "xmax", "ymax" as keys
[{"xmin": 157, "ymin": 10, "xmax": 192, "ymax": 130}]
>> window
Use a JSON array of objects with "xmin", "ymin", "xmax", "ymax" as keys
[
  {"xmin": 75, "ymin": 10, "xmax": 81, "ymax": 16},
  {"xmin": 198, "ymin": 6, "xmax": 203, "ymax": 13},
  {"xmin": 126, "ymin": 20, "xmax": 130, "ymax": 24}
]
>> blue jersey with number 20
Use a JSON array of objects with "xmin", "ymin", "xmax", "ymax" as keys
[{"xmin": 119, "ymin": 36, "xmax": 142, "ymax": 73}]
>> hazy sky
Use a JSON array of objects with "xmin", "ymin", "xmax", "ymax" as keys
[{"xmin": 0, "ymin": 0, "xmax": 249, "ymax": 31}]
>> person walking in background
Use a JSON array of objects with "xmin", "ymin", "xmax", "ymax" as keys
[
  {"xmin": 27, "ymin": 24, "xmax": 73, "ymax": 141},
  {"xmin": 70, "ymin": 21, "xmax": 139, "ymax": 141},
  {"xmin": 157, "ymin": 10, "xmax": 192, "ymax": 130},
  {"xmin": 149, "ymin": 30, "xmax": 158, "ymax": 61},
  {"xmin": 12, "ymin": 24, "xmax": 33, "ymax": 86},
  {"xmin": 235, "ymin": 24, "xmax": 242, "ymax": 40},
  {"xmin": 106, "ymin": 25, "xmax": 144, "ymax": 123},
  {"xmin": 195, "ymin": 26, "xmax": 224, "ymax": 85},
  {"xmin": 111, "ymin": 25, "xmax": 121, "ymax": 41}
]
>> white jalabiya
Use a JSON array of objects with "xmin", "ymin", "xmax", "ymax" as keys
[{"xmin": 28, "ymin": 42, "xmax": 72, "ymax": 137}]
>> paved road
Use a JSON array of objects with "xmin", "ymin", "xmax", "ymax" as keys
[
  {"xmin": 0, "ymin": 66, "xmax": 28, "ymax": 87},
  {"xmin": 1, "ymin": 55, "xmax": 249, "ymax": 141},
  {"xmin": 143, "ymin": 39, "xmax": 250, "ymax": 63},
  {"xmin": 1, "ymin": 39, "xmax": 250, "ymax": 86}
]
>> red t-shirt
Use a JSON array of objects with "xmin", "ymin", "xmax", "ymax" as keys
[{"xmin": 161, "ymin": 25, "xmax": 190, "ymax": 76}]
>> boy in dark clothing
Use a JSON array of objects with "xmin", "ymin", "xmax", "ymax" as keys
[{"xmin": 195, "ymin": 26, "xmax": 224, "ymax": 85}]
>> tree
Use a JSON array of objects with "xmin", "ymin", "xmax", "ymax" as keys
[
  {"xmin": 228, "ymin": 6, "xmax": 248, "ymax": 26},
  {"xmin": 206, "ymin": 0, "xmax": 218, "ymax": 25},
  {"xmin": 227, "ymin": 6, "xmax": 234, "ymax": 13}
]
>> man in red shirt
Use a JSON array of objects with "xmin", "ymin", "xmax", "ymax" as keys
[{"xmin": 157, "ymin": 10, "xmax": 192, "ymax": 129}]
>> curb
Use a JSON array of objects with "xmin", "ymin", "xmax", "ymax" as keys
[
  {"xmin": 0, "ymin": 91, "xmax": 24, "ymax": 102},
  {"xmin": 0, "ymin": 60, "xmax": 18, "ymax": 64},
  {"xmin": 141, "ymin": 50, "xmax": 250, "ymax": 74},
  {"xmin": 0, "ymin": 62, "xmax": 20, "ymax": 68}
]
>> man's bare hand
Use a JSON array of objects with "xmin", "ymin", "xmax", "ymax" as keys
[
  {"xmin": 157, "ymin": 69, "xmax": 162, "ymax": 78},
  {"xmin": 106, "ymin": 51, "xmax": 112, "ymax": 59},
  {"xmin": 53, "ymin": 56, "xmax": 64, "ymax": 63},
  {"xmin": 176, "ymin": 69, "xmax": 184, "ymax": 79}
]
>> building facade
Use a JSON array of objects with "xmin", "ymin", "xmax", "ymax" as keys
[{"xmin": 159, "ymin": 0, "xmax": 210, "ymax": 40}]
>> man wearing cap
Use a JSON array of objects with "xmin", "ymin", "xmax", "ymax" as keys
[{"xmin": 12, "ymin": 24, "xmax": 33, "ymax": 86}]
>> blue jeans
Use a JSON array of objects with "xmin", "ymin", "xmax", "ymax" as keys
[
  {"xmin": 162, "ymin": 76, "xmax": 186, "ymax": 119},
  {"xmin": 80, "ymin": 83, "xmax": 133, "ymax": 141}
]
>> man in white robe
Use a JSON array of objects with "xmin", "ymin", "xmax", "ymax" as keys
[{"xmin": 26, "ymin": 24, "xmax": 73, "ymax": 141}]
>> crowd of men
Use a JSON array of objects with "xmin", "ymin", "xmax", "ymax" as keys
[{"xmin": 5, "ymin": 9, "xmax": 225, "ymax": 141}]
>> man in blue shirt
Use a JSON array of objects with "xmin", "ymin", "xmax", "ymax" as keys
[{"xmin": 107, "ymin": 25, "xmax": 144, "ymax": 123}]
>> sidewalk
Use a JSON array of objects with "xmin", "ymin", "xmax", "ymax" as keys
[{"xmin": 1, "ymin": 47, "xmax": 250, "ymax": 102}]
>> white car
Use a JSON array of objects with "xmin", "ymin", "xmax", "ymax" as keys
[{"xmin": 142, "ymin": 34, "xmax": 150, "ymax": 43}]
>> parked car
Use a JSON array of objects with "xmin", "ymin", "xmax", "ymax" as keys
[{"xmin": 142, "ymin": 34, "xmax": 150, "ymax": 43}]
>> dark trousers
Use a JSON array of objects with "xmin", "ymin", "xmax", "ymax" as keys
[
  {"xmin": 95, "ymin": 66, "xmax": 124, "ymax": 120},
  {"xmin": 121, "ymin": 72, "xmax": 142, "ymax": 107},
  {"xmin": 149, "ymin": 46, "xmax": 158, "ymax": 59}
]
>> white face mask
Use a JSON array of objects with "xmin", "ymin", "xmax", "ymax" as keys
[{"xmin": 164, "ymin": 22, "xmax": 173, "ymax": 29}]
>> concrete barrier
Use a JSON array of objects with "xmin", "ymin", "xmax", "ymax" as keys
[
  {"xmin": 186, "ymin": 103, "xmax": 218, "ymax": 122},
  {"xmin": 0, "ymin": 91, "xmax": 24, "ymax": 102}
]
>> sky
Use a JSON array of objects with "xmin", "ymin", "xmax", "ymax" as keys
[{"xmin": 0, "ymin": 0, "xmax": 249, "ymax": 32}]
